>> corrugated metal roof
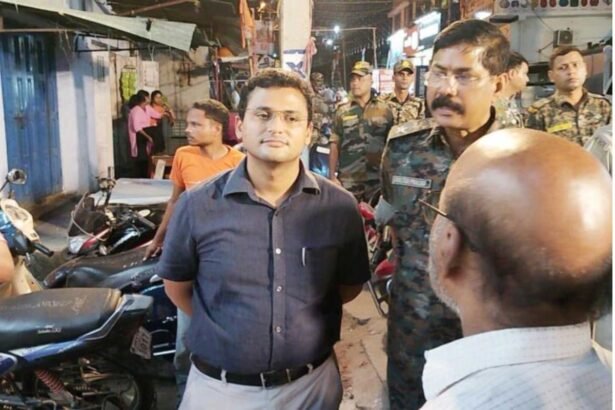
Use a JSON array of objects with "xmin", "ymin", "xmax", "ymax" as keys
[{"xmin": 0, "ymin": 0, "xmax": 197, "ymax": 51}]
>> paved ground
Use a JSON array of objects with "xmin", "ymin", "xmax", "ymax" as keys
[{"xmin": 34, "ymin": 198, "xmax": 389, "ymax": 410}]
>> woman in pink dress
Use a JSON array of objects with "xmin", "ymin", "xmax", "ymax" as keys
[
  {"xmin": 145, "ymin": 90, "xmax": 175, "ymax": 154},
  {"xmin": 127, "ymin": 93, "xmax": 154, "ymax": 177}
]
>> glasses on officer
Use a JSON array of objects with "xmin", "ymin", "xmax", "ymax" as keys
[
  {"xmin": 418, "ymin": 199, "xmax": 479, "ymax": 253},
  {"xmin": 246, "ymin": 109, "xmax": 308, "ymax": 127},
  {"xmin": 424, "ymin": 69, "xmax": 492, "ymax": 89}
]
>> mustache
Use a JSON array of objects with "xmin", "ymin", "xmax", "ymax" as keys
[{"xmin": 430, "ymin": 96, "xmax": 465, "ymax": 115}]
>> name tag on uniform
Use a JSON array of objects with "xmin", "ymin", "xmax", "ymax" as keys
[
  {"xmin": 316, "ymin": 146, "xmax": 330, "ymax": 154},
  {"xmin": 547, "ymin": 122, "xmax": 573, "ymax": 134},
  {"xmin": 342, "ymin": 114, "xmax": 358, "ymax": 122},
  {"xmin": 392, "ymin": 175, "xmax": 432, "ymax": 189}
]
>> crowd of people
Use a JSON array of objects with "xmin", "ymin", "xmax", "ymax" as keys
[
  {"xmin": 138, "ymin": 18, "xmax": 615, "ymax": 410},
  {"xmin": 138, "ymin": 17, "xmax": 614, "ymax": 410},
  {"xmin": 0, "ymin": 16, "xmax": 607, "ymax": 410}
]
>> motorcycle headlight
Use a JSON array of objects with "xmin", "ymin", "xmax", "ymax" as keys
[{"xmin": 68, "ymin": 235, "xmax": 89, "ymax": 254}]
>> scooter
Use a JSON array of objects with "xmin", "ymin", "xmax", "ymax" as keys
[
  {"xmin": 0, "ymin": 168, "xmax": 52, "ymax": 298},
  {"xmin": 0, "ymin": 287, "xmax": 156, "ymax": 409}
]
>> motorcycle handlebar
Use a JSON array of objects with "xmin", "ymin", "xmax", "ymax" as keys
[
  {"xmin": 134, "ymin": 212, "xmax": 157, "ymax": 231},
  {"xmin": 33, "ymin": 242, "xmax": 54, "ymax": 257}
]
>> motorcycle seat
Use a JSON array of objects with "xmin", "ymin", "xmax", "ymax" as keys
[
  {"xmin": 45, "ymin": 247, "xmax": 159, "ymax": 291},
  {"xmin": 0, "ymin": 288, "xmax": 121, "ymax": 352}
]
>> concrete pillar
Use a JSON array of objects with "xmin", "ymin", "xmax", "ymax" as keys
[{"xmin": 279, "ymin": 0, "xmax": 312, "ymax": 78}]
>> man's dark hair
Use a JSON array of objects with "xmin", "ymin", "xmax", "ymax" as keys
[
  {"xmin": 238, "ymin": 69, "xmax": 313, "ymax": 123},
  {"xmin": 433, "ymin": 19, "xmax": 511, "ymax": 76},
  {"xmin": 445, "ymin": 195, "xmax": 612, "ymax": 326},
  {"xmin": 192, "ymin": 99, "xmax": 229, "ymax": 136},
  {"xmin": 506, "ymin": 51, "xmax": 528, "ymax": 71},
  {"xmin": 549, "ymin": 46, "xmax": 583, "ymax": 69}
]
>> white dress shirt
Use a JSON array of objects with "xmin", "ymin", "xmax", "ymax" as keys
[{"xmin": 421, "ymin": 322, "xmax": 612, "ymax": 409}]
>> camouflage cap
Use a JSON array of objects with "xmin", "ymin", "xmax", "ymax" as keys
[
  {"xmin": 351, "ymin": 61, "xmax": 373, "ymax": 76},
  {"xmin": 394, "ymin": 59, "xmax": 414, "ymax": 74}
]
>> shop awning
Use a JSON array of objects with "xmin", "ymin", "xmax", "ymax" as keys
[
  {"xmin": 107, "ymin": 0, "xmax": 244, "ymax": 55},
  {"xmin": 0, "ymin": 0, "xmax": 197, "ymax": 51}
]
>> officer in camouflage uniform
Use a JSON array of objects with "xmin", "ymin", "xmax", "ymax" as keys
[
  {"xmin": 527, "ymin": 46, "xmax": 612, "ymax": 146},
  {"xmin": 494, "ymin": 51, "xmax": 529, "ymax": 128},
  {"xmin": 378, "ymin": 20, "xmax": 509, "ymax": 409},
  {"xmin": 383, "ymin": 58, "xmax": 425, "ymax": 125},
  {"xmin": 310, "ymin": 72, "xmax": 335, "ymax": 146},
  {"xmin": 329, "ymin": 61, "xmax": 394, "ymax": 202}
]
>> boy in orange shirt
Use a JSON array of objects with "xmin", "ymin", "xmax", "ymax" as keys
[{"xmin": 144, "ymin": 100, "xmax": 243, "ymax": 402}]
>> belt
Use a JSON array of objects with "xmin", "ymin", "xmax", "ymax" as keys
[{"xmin": 191, "ymin": 353, "xmax": 330, "ymax": 388}]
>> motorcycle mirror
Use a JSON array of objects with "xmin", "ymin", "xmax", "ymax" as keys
[{"xmin": 7, "ymin": 169, "xmax": 27, "ymax": 185}]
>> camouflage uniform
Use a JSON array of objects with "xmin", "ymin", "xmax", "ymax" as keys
[
  {"xmin": 526, "ymin": 89, "xmax": 611, "ymax": 146},
  {"xmin": 383, "ymin": 92, "xmax": 426, "ymax": 125},
  {"xmin": 494, "ymin": 97, "xmax": 524, "ymax": 128},
  {"xmin": 311, "ymin": 90, "xmax": 335, "ymax": 146},
  {"xmin": 381, "ymin": 114, "xmax": 500, "ymax": 409},
  {"xmin": 331, "ymin": 95, "xmax": 394, "ymax": 201}
]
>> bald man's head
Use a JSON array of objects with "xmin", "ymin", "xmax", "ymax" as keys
[{"xmin": 438, "ymin": 129, "xmax": 611, "ymax": 326}]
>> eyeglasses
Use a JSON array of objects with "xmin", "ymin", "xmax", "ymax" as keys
[
  {"xmin": 418, "ymin": 199, "xmax": 479, "ymax": 253},
  {"xmin": 424, "ymin": 70, "xmax": 492, "ymax": 89},
  {"xmin": 246, "ymin": 109, "xmax": 308, "ymax": 126}
]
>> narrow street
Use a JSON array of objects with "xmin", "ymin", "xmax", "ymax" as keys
[{"xmin": 35, "ymin": 198, "xmax": 389, "ymax": 410}]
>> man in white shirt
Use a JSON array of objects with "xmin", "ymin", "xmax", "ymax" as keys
[{"xmin": 421, "ymin": 128, "xmax": 612, "ymax": 409}]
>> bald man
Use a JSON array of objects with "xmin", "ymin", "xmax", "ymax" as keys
[{"xmin": 421, "ymin": 129, "xmax": 612, "ymax": 409}]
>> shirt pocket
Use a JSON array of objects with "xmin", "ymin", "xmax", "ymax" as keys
[{"xmin": 297, "ymin": 246, "xmax": 339, "ymax": 302}]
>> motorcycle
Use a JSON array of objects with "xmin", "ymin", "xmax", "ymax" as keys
[
  {"xmin": 67, "ymin": 177, "xmax": 166, "ymax": 257},
  {"xmin": 0, "ymin": 287, "xmax": 156, "ymax": 409},
  {"xmin": 44, "ymin": 248, "xmax": 178, "ymax": 361},
  {"xmin": 359, "ymin": 198, "xmax": 395, "ymax": 318},
  {"xmin": 0, "ymin": 169, "xmax": 176, "ymax": 366}
]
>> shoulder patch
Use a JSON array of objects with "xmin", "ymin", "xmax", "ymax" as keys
[
  {"xmin": 388, "ymin": 118, "xmax": 437, "ymax": 140},
  {"xmin": 334, "ymin": 103, "xmax": 352, "ymax": 118},
  {"xmin": 529, "ymin": 98, "xmax": 551, "ymax": 112},
  {"xmin": 588, "ymin": 92, "xmax": 611, "ymax": 104}
]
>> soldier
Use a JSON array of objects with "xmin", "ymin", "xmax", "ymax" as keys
[
  {"xmin": 329, "ymin": 61, "xmax": 394, "ymax": 202},
  {"xmin": 526, "ymin": 46, "xmax": 611, "ymax": 145},
  {"xmin": 378, "ymin": 19, "xmax": 509, "ymax": 409},
  {"xmin": 383, "ymin": 58, "xmax": 426, "ymax": 124},
  {"xmin": 310, "ymin": 72, "xmax": 334, "ymax": 146},
  {"xmin": 494, "ymin": 51, "xmax": 529, "ymax": 128}
]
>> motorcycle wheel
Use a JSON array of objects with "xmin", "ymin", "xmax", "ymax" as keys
[{"xmin": 30, "ymin": 355, "xmax": 156, "ymax": 410}]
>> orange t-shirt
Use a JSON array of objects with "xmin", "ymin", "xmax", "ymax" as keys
[{"xmin": 170, "ymin": 145, "xmax": 245, "ymax": 190}]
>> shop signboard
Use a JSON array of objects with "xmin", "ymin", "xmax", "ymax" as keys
[
  {"xmin": 417, "ymin": 11, "xmax": 441, "ymax": 51},
  {"xmin": 494, "ymin": 0, "xmax": 612, "ymax": 17},
  {"xmin": 404, "ymin": 26, "xmax": 420, "ymax": 56},
  {"xmin": 388, "ymin": 29, "xmax": 407, "ymax": 67},
  {"xmin": 376, "ymin": 69, "xmax": 395, "ymax": 95},
  {"xmin": 282, "ymin": 49, "xmax": 306, "ymax": 78},
  {"xmin": 254, "ymin": 20, "xmax": 275, "ymax": 55}
]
